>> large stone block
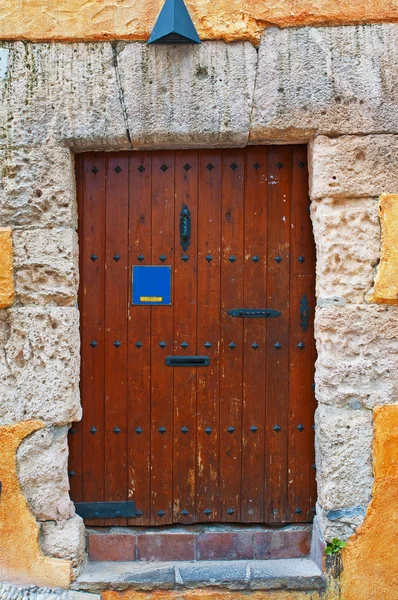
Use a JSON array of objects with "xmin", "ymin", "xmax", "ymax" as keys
[
  {"xmin": 251, "ymin": 24, "xmax": 398, "ymax": 141},
  {"xmin": 0, "ymin": 227, "xmax": 14, "ymax": 308},
  {"xmin": 13, "ymin": 229, "xmax": 79, "ymax": 306},
  {"xmin": 0, "ymin": 145, "xmax": 76, "ymax": 229},
  {"xmin": 0, "ymin": 42, "xmax": 127, "ymax": 149},
  {"xmin": 41, "ymin": 514, "xmax": 85, "ymax": 568},
  {"xmin": 117, "ymin": 42, "xmax": 257, "ymax": 149},
  {"xmin": 18, "ymin": 426, "xmax": 74, "ymax": 521},
  {"xmin": 311, "ymin": 197, "xmax": 380, "ymax": 303},
  {"xmin": 310, "ymin": 135, "xmax": 398, "ymax": 199},
  {"xmin": 315, "ymin": 304, "xmax": 398, "ymax": 409},
  {"xmin": 315, "ymin": 404, "xmax": 373, "ymax": 512},
  {"xmin": 0, "ymin": 307, "xmax": 81, "ymax": 426}
]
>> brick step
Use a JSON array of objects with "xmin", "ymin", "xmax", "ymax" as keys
[
  {"xmin": 75, "ymin": 558, "xmax": 325, "ymax": 593},
  {"xmin": 87, "ymin": 524, "xmax": 311, "ymax": 562}
]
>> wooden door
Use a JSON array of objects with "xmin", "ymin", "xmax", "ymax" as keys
[{"xmin": 69, "ymin": 147, "xmax": 316, "ymax": 526}]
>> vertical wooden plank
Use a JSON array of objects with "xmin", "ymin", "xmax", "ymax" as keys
[
  {"xmin": 150, "ymin": 151, "xmax": 175, "ymax": 525},
  {"xmin": 68, "ymin": 154, "xmax": 84, "ymax": 503},
  {"xmin": 104, "ymin": 152, "xmax": 129, "ymax": 526},
  {"xmin": 173, "ymin": 150, "xmax": 198, "ymax": 523},
  {"xmin": 196, "ymin": 151, "xmax": 222, "ymax": 523},
  {"xmin": 80, "ymin": 153, "xmax": 106, "ymax": 526},
  {"xmin": 288, "ymin": 146, "xmax": 317, "ymax": 522},
  {"xmin": 127, "ymin": 152, "xmax": 152, "ymax": 526},
  {"xmin": 241, "ymin": 147, "xmax": 268, "ymax": 522},
  {"xmin": 219, "ymin": 149, "xmax": 245, "ymax": 522},
  {"xmin": 264, "ymin": 146, "xmax": 292, "ymax": 524}
]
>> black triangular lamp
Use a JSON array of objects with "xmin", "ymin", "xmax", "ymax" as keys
[{"xmin": 148, "ymin": 0, "xmax": 201, "ymax": 45}]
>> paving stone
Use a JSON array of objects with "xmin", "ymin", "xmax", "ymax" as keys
[
  {"xmin": 176, "ymin": 561, "xmax": 249, "ymax": 589},
  {"xmin": 249, "ymin": 558, "xmax": 325, "ymax": 591}
]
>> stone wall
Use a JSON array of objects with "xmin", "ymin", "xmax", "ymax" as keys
[{"xmin": 0, "ymin": 22, "xmax": 398, "ymax": 591}]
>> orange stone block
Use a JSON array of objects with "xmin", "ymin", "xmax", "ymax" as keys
[{"xmin": 0, "ymin": 228, "xmax": 14, "ymax": 309}]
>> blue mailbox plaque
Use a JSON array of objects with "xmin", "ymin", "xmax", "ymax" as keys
[{"xmin": 132, "ymin": 266, "xmax": 172, "ymax": 306}]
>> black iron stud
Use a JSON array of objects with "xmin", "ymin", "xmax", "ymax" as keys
[
  {"xmin": 159, "ymin": 427, "xmax": 166, "ymax": 434},
  {"xmin": 274, "ymin": 342, "xmax": 281, "ymax": 350},
  {"xmin": 298, "ymin": 256, "xmax": 305, "ymax": 263},
  {"xmin": 114, "ymin": 166, "xmax": 122, "ymax": 174},
  {"xmin": 312, "ymin": 425, "xmax": 315, "ymax": 430},
  {"xmin": 90, "ymin": 254, "xmax": 98, "ymax": 262},
  {"xmin": 69, "ymin": 427, "xmax": 76, "ymax": 435},
  {"xmin": 204, "ymin": 341, "xmax": 212, "ymax": 349},
  {"xmin": 227, "ymin": 508, "xmax": 234, "ymax": 515},
  {"xmin": 90, "ymin": 340, "xmax": 98, "ymax": 348},
  {"xmin": 157, "ymin": 510, "xmax": 165, "ymax": 516},
  {"xmin": 90, "ymin": 426, "xmax": 97, "ymax": 435},
  {"xmin": 114, "ymin": 340, "xmax": 121, "ymax": 348},
  {"xmin": 252, "ymin": 255, "xmax": 260, "ymax": 263},
  {"xmin": 227, "ymin": 426, "xmax": 235, "ymax": 434},
  {"xmin": 181, "ymin": 426, "xmax": 189, "ymax": 434},
  {"xmin": 204, "ymin": 508, "xmax": 212, "ymax": 515},
  {"xmin": 206, "ymin": 163, "xmax": 214, "ymax": 171},
  {"xmin": 113, "ymin": 427, "xmax": 121, "ymax": 434},
  {"xmin": 182, "ymin": 254, "xmax": 189, "ymax": 262},
  {"xmin": 276, "ymin": 162, "xmax": 283, "ymax": 169},
  {"xmin": 273, "ymin": 424, "xmax": 281, "ymax": 432},
  {"xmin": 181, "ymin": 509, "xmax": 189, "ymax": 516},
  {"xmin": 160, "ymin": 164, "xmax": 169, "ymax": 172},
  {"xmin": 250, "ymin": 425, "xmax": 258, "ymax": 433},
  {"xmin": 229, "ymin": 342, "xmax": 236, "ymax": 349},
  {"xmin": 253, "ymin": 162, "xmax": 261, "ymax": 170},
  {"xmin": 312, "ymin": 463, "xmax": 316, "ymax": 470},
  {"xmin": 312, "ymin": 383, "xmax": 316, "ymax": 391},
  {"xmin": 205, "ymin": 254, "xmax": 213, "ymax": 263},
  {"xmin": 91, "ymin": 167, "xmax": 99, "ymax": 175},
  {"xmin": 136, "ymin": 510, "xmax": 143, "ymax": 517},
  {"xmin": 312, "ymin": 506, "xmax": 316, "ymax": 513},
  {"xmin": 181, "ymin": 342, "xmax": 189, "ymax": 349},
  {"xmin": 135, "ymin": 427, "xmax": 143, "ymax": 435},
  {"xmin": 297, "ymin": 342, "xmax": 304, "ymax": 350},
  {"xmin": 135, "ymin": 341, "xmax": 143, "ymax": 348},
  {"xmin": 183, "ymin": 163, "xmax": 191, "ymax": 171},
  {"xmin": 204, "ymin": 427, "xmax": 212, "ymax": 435},
  {"xmin": 137, "ymin": 254, "xmax": 145, "ymax": 262},
  {"xmin": 230, "ymin": 162, "xmax": 238, "ymax": 171},
  {"xmin": 298, "ymin": 161, "xmax": 306, "ymax": 169},
  {"xmin": 297, "ymin": 424, "xmax": 305, "ymax": 432},
  {"xmin": 138, "ymin": 165, "xmax": 146, "ymax": 173},
  {"xmin": 228, "ymin": 255, "xmax": 237, "ymax": 263},
  {"xmin": 159, "ymin": 254, "xmax": 167, "ymax": 263},
  {"xmin": 159, "ymin": 341, "xmax": 167, "ymax": 349},
  {"xmin": 68, "ymin": 470, "xmax": 76, "ymax": 477},
  {"xmin": 251, "ymin": 342, "xmax": 259, "ymax": 350},
  {"xmin": 295, "ymin": 507, "xmax": 303, "ymax": 515},
  {"xmin": 113, "ymin": 254, "xmax": 121, "ymax": 262},
  {"xmin": 275, "ymin": 255, "xmax": 282, "ymax": 263}
]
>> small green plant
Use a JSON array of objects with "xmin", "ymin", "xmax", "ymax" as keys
[{"xmin": 324, "ymin": 538, "xmax": 347, "ymax": 555}]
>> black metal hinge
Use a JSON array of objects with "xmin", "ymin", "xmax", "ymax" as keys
[
  {"xmin": 227, "ymin": 308, "xmax": 282, "ymax": 318},
  {"xmin": 74, "ymin": 501, "xmax": 136, "ymax": 519}
]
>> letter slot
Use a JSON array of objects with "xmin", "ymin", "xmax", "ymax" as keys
[{"xmin": 165, "ymin": 356, "xmax": 210, "ymax": 367}]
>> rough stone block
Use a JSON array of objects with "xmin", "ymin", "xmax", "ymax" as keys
[
  {"xmin": 41, "ymin": 515, "xmax": 85, "ymax": 567},
  {"xmin": 251, "ymin": 24, "xmax": 398, "ymax": 141},
  {"xmin": 17, "ymin": 426, "xmax": 74, "ymax": 522},
  {"xmin": 315, "ymin": 304, "xmax": 398, "ymax": 408},
  {"xmin": 315, "ymin": 404, "xmax": 373, "ymax": 512},
  {"xmin": 88, "ymin": 532, "xmax": 136, "ymax": 562},
  {"xmin": 367, "ymin": 194, "xmax": 398, "ymax": 304},
  {"xmin": 13, "ymin": 229, "xmax": 79, "ymax": 306},
  {"xmin": 0, "ymin": 227, "xmax": 14, "ymax": 308},
  {"xmin": 311, "ymin": 197, "xmax": 380, "ymax": 303},
  {"xmin": 0, "ymin": 42, "xmax": 127, "ymax": 149},
  {"xmin": 177, "ymin": 562, "xmax": 249, "ymax": 589},
  {"xmin": 0, "ymin": 307, "xmax": 81, "ymax": 425},
  {"xmin": 249, "ymin": 558, "xmax": 324, "ymax": 591},
  {"xmin": 310, "ymin": 135, "xmax": 398, "ymax": 199},
  {"xmin": 0, "ymin": 145, "xmax": 76, "ymax": 229},
  {"xmin": 117, "ymin": 42, "xmax": 257, "ymax": 149}
]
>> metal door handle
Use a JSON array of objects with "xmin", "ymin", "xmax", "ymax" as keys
[{"xmin": 166, "ymin": 356, "xmax": 210, "ymax": 367}]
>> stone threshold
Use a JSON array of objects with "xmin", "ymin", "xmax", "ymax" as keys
[{"xmin": 73, "ymin": 558, "xmax": 325, "ymax": 593}]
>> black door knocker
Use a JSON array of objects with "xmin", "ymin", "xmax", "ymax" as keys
[{"xmin": 180, "ymin": 204, "xmax": 191, "ymax": 252}]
